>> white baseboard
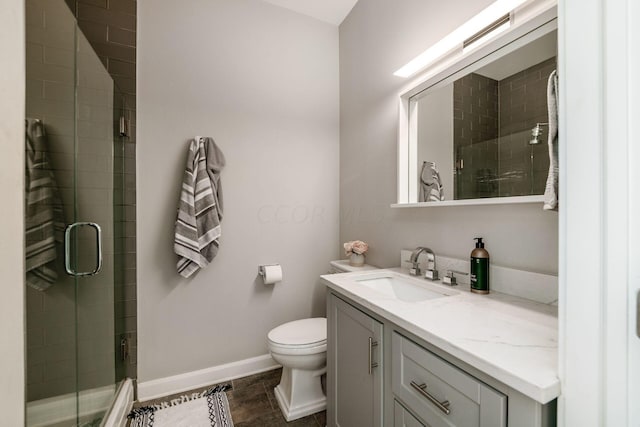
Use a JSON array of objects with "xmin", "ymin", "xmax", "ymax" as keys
[
  {"xmin": 27, "ymin": 384, "xmax": 116, "ymax": 427},
  {"xmin": 137, "ymin": 354, "xmax": 280, "ymax": 402}
]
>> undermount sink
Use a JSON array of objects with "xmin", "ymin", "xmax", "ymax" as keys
[{"xmin": 354, "ymin": 273, "xmax": 456, "ymax": 302}]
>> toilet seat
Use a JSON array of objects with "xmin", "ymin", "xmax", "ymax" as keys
[
  {"xmin": 268, "ymin": 341, "xmax": 327, "ymax": 355},
  {"xmin": 268, "ymin": 318, "xmax": 327, "ymax": 354}
]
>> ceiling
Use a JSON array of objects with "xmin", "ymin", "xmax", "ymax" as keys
[{"xmin": 260, "ymin": 0, "xmax": 359, "ymax": 26}]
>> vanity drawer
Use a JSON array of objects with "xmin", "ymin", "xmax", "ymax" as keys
[
  {"xmin": 394, "ymin": 400, "xmax": 425, "ymax": 427},
  {"xmin": 392, "ymin": 332, "xmax": 506, "ymax": 427}
]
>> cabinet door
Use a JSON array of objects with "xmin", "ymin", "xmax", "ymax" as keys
[{"xmin": 327, "ymin": 294, "xmax": 383, "ymax": 427}]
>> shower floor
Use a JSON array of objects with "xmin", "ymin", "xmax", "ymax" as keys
[{"xmin": 26, "ymin": 383, "xmax": 117, "ymax": 427}]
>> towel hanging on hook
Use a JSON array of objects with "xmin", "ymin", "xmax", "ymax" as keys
[
  {"xmin": 174, "ymin": 136, "xmax": 226, "ymax": 278},
  {"xmin": 543, "ymin": 70, "xmax": 558, "ymax": 211}
]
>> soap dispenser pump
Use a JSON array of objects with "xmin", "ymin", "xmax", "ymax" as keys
[{"xmin": 470, "ymin": 237, "xmax": 490, "ymax": 294}]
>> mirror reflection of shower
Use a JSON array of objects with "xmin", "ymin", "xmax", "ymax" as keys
[{"xmin": 529, "ymin": 122, "xmax": 548, "ymax": 145}]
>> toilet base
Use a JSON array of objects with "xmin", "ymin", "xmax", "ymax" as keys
[{"xmin": 273, "ymin": 366, "xmax": 326, "ymax": 421}]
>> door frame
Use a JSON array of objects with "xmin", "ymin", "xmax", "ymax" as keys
[
  {"xmin": 0, "ymin": 0, "xmax": 26, "ymax": 425},
  {"xmin": 559, "ymin": 0, "xmax": 640, "ymax": 425}
]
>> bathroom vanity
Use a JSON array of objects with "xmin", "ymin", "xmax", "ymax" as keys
[
  {"xmin": 323, "ymin": 4, "xmax": 561, "ymax": 424},
  {"xmin": 322, "ymin": 270, "xmax": 559, "ymax": 427}
]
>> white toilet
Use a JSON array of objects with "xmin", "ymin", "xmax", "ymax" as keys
[
  {"xmin": 267, "ymin": 260, "xmax": 377, "ymax": 421},
  {"xmin": 268, "ymin": 317, "xmax": 327, "ymax": 421}
]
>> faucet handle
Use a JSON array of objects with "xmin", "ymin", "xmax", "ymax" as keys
[
  {"xmin": 442, "ymin": 270, "xmax": 468, "ymax": 286},
  {"xmin": 403, "ymin": 260, "xmax": 421, "ymax": 276}
]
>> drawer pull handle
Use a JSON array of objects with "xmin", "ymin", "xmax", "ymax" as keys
[
  {"xmin": 368, "ymin": 337, "xmax": 379, "ymax": 375},
  {"xmin": 410, "ymin": 381, "xmax": 451, "ymax": 415}
]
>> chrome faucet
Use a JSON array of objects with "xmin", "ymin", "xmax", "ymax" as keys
[{"xmin": 408, "ymin": 247, "xmax": 438, "ymax": 280}]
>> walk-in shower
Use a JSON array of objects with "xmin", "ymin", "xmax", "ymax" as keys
[{"xmin": 24, "ymin": 0, "xmax": 133, "ymax": 425}]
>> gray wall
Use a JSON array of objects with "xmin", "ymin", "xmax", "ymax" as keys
[
  {"xmin": 137, "ymin": 0, "xmax": 340, "ymax": 383},
  {"xmin": 0, "ymin": 0, "xmax": 25, "ymax": 423},
  {"xmin": 339, "ymin": 0, "xmax": 558, "ymax": 275}
]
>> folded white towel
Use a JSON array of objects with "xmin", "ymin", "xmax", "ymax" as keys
[
  {"xmin": 174, "ymin": 137, "xmax": 225, "ymax": 278},
  {"xmin": 543, "ymin": 70, "xmax": 559, "ymax": 211}
]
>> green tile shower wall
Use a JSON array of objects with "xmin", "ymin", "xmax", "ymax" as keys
[
  {"xmin": 453, "ymin": 73, "xmax": 500, "ymax": 199},
  {"xmin": 498, "ymin": 57, "xmax": 556, "ymax": 196}
]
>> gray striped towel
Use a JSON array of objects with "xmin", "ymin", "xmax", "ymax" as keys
[
  {"xmin": 25, "ymin": 118, "xmax": 65, "ymax": 291},
  {"xmin": 419, "ymin": 161, "xmax": 445, "ymax": 202},
  {"xmin": 174, "ymin": 137, "xmax": 225, "ymax": 278}
]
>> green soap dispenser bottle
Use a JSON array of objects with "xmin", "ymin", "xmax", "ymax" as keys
[{"xmin": 470, "ymin": 237, "xmax": 490, "ymax": 294}]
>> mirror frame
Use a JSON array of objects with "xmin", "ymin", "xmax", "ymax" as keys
[{"xmin": 394, "ymin": 4, "xmax": 557, "ymax": 208}]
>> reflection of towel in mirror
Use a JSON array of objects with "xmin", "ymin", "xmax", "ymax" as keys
[
  {"xmin": 174, "ymin": 137, "xmax": 225, "ymax": 278},
  {"xmin": 25, "ymin": 118, "xmax": 65, "ymax": 291},
  {"xmin": 543, "ymin": 70, "xmax": 559, "ymax": 211},
  {"xmin": 420, "ymin": 161, "xmax": 445, "ymax": 202}
]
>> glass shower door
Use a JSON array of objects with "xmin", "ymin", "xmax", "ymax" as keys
[
  {"xmin": 72, "ymin": 21, "xmax": 120, "ymax": 425},
  {"xmin": 25, "ymin": 0, "xmax": 126, "ymax": 425}
]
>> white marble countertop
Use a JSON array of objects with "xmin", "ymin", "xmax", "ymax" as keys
[{"xmin": 321, "ymin": 268, "xmax": 560, "ymax": 404}]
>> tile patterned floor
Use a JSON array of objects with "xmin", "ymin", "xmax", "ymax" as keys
[{"xmin": 131, "ymin": 368, "xmax": 326, "ymax": 427}]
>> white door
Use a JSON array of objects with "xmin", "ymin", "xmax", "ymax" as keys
[
  {"xmin": 561, "ymin": 0, "xmax": 640, "ymax": 426},
  {"xmin": 628, "ymin": 0, "xmax": 640, "ymax": 423}
]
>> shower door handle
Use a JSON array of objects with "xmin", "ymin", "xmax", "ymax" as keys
[{"xmin": 64, "ymin": 222, "xmax": 103, "ymax": 277}]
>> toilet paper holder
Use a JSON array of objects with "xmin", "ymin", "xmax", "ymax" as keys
[{"xmin": 258, "ymin": 264, "xmax": 279, "ymax": 278}]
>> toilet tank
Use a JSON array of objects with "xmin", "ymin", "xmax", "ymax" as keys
[{"xmin": 328, "ymin": 260, "xmax": 378, "ymax": 274}]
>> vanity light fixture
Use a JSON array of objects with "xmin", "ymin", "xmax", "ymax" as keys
[
  {"xmin": 462, "ymin": 14, "xmax": 511, "ymax": 53},
  {"xmin": 393, "ymin": 0, "xmax": 529, "ymax": 78}
]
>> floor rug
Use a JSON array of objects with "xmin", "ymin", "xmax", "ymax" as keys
[{"xmin": 128, "ymin": 385, "xmax": 233, "ymax": 427}]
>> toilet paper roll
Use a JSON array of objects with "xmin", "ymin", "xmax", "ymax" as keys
[{"xmin": 261, "ymin": 264, "xmax": 282, "ymax": 285}]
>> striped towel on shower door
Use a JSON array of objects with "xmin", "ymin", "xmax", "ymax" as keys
[
  {"xmin": 25, "ymin": 118, "xmax": 65, "ymax": 291},
  {"xmin": 174, "ymin": 137, "xmax": 225, "ymax": 278}
]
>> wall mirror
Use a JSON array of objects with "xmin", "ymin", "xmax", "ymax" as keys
[{"xmin": 395, "ymin": 8, "xmax": 557, "ymax": 207}]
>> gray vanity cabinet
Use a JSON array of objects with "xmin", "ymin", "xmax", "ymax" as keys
[
  {"xmin": 392, "ymin": 333, "xmax": 507, "ymax": 427},
  {"xmin": 327, "ymin": 290, "xmax": 556, "ymax": 427},
  {"xmin": 327, "ymin": 295, "xmax": 383, "ymax": 427}
]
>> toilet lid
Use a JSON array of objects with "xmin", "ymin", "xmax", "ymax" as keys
[{"xmin": 268, "ymin": 318, "xmax": 327, "ymax": 346}]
